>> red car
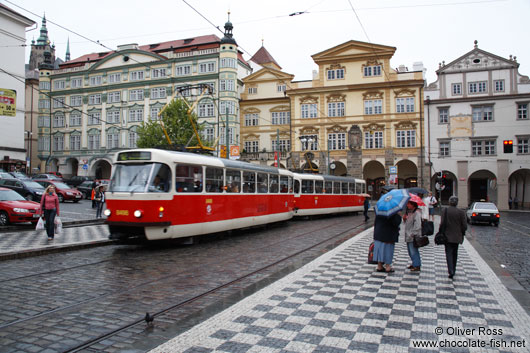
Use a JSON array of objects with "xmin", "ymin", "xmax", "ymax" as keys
[
  {"xmin": 35, "ymin": 180, "xmax": 83, "ymax": 203},
  {"xmin": 0, "ymin": 187, "xmax": 41, "ymax": 226}
]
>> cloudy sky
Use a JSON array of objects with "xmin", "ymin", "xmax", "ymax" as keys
[{"xmin": 9, "ymin": 0, "xmax": 530, "ymax": 83}]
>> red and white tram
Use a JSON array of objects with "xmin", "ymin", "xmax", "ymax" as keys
[
  {"xmin": 105, "ymin": 149, "xmax": 295, "ymax": 240},
  {"xmin": 292, "ymin": 173, "xmax": 366, "ymax": 216}
]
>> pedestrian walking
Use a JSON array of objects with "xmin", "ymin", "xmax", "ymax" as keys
[
  {"xmin": 95, "ymin": 185, "xmax": 106, "ymax": 218},
  {"xmin": 373, "ymin": 213, "xmax": 401, "ymax": 273},
  {"xmin": 39, "ymin": 185, "xmax": 60, "ymax": 240},
  {"xmin": 91, "ymin": 181, "xmax": 98, "ymax": 209},
  {"xmin": 514, "ymin": 196, "xmax": 519, "ymax": 210},
  {"xmin": 403, "ymin": 200, "xmax": 423, "ymax": 271},
  {"xmin": 508, "ymin": 196, "xmax": 513, "ymax": 210},
  {"xmin": 440, "ymin": 196, "xmax": 467, "ymax": 279},
  {"xmin": 426, "ymin": 192, "xmax": 437, "ymax": 221},
  {"xmin": 363, "ymin": 196, "xmax": 370, "ymax": 222}
]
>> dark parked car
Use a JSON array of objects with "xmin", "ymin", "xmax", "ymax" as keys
[
  {"xmin": 0, "ymin": 187, "xmax": 41, "ymax": 226},
  {"xmin": 0, "ymin": 178, "xmax": 45, "ymax": 201},
  {"xmin": 66, "ymin": 175, "xmax": 94, "ymax": 188},
  {"xmin": 34, "ymin": 180, "xmax": 83, "ymax": 203},
  {"xmin": 8, "ymin": 171, "xmax": 31, "ymax": 180},
  {"xmin": 0, "ymin": 172, "xmax": 16, "ymax": 180},
  {"xmin": 32, "ymin": 173, "xmax": 63, "ymax": 181},
  {"xmin": 77, "ymin": 180, "xmax": 95, "ymax": 199}
]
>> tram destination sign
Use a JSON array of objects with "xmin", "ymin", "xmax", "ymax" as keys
[{"xmin": 117, "ymin": 151, "xmax": 151, "ymax": 161}]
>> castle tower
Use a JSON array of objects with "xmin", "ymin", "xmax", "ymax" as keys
[{"xmin": 29, "ymin": 15, "xmax": 56, "ymax": 70}]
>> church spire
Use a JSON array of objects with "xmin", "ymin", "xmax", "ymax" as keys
[
  {"xmin": 36, "ymin": 14, "xmax": 49, "ymax": 46},
  {"xmin": 65, "ymin": 37, "xmax": 70, "ymax": 61},
  {"xmin": 220, "ymin": 11, "xmax": 237, "ymax": 45}
]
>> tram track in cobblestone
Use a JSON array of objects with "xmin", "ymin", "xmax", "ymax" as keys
[
  {"xmin": 1, "ymin": 215, "xmax": 370, "ymax": 352},
  {"xmin": 63, "ymin": 218, "xmax": 369, "ymax": 352}
]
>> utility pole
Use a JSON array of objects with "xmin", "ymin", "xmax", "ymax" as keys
[
  {"xmin": 276, "ymin": 128, "xmax": 280, "ymax": 167},
  {"xmin": 225, "ymin": 107, "xmax": 229, "ymax": 159}
]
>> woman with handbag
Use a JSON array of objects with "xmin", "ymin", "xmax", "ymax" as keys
[
  {"xmin": 39, "ymin": 185, "xmax": 60, "ymax": 240},
  {"xmin": 440, "ymin": 196, "xmax": 467, "ymax": 279},
  {"xmin": 403, "ymin": 200, "xmax": 423, "ymax": 271}
]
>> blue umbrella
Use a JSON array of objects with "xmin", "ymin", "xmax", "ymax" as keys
[{"xmin": 375, "ymin": 188, "xmax": 411, "ymax": 217}]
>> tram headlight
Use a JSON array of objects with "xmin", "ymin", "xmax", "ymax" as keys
[
  {"xmin": 134, "ymin": 210, "xmax": 143, "ymax": 218},
  {"xmin": 158, "ymin": 206, "xmax": 164, "ymax": 218},
  {"xmin": 103, "ymin": 209, "xmax": 111, "ymax": 217}
]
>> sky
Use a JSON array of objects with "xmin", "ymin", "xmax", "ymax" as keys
[{"xmin": 7, "ymin": 0, "xmax": 530, "ymax": 84}]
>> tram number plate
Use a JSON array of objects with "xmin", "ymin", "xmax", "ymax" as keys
[{"xmin": 116, "ymin": 210, "xmax": 129, "ymax": 216}]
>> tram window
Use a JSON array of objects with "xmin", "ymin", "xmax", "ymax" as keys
[
  {"xmin": 257, "ymin": 173, "xmax": 268, "ymax": 193},
  {"xmin": 269, "ymin": 174, "xmax": 279, "ymax": 193},
  {"xmin": 315, "ymin": 180, "xmax": 323, "ymax": 194},
  {"xmin": 243, "ymin": 171, "xmax": 256, "ymax": 193},
  {"xmin": 324, "ymin": 181, "xmax": 332, "ymax": 194},
  {"xmin": 294, "ymin": 180, "xmax": 300, "ymax": 194},
  {"xmin": 205, "ymin": 167, "xmax": 224, "ymax": 192},
  {"xmin": 362, "ymin": 183, "xmax": 366, "ymax": 194},
  {"xmin": 341, "ymin": 182, "xmax": 348, "ymax": 194},
  {"xmin": 301, "ymin": 179, "xmax": 314, "ymax": 194},
  {"xmin": 356, "ymin": 183, "xmax": 362, "ymax": 194},
  {"xmin": 226, "ymin": 169, "xmax": 241, "ymax": 193},
  {"xmin": 349, "ymin": 182, "xmax": 355, "ymax": 194},
  {"xmin": 175, "ymin": 164, "xmax": 202, "ymax": 193},
  {"xmin": 333, "ymin": 182, "xmax": 341, "ymax": 194},
  {"xmin": 279, "ymin": 176, "xmax": 289, "ymax": 193},
  {"xmin": 148, "ymin": 164, "xmax": 171, "ymax": 192}
]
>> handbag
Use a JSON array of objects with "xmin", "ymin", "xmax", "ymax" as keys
[
  {"xmin": 54, "ymin": 217, "xmax": 62, "ymax": 235},
  {"xmin": 422, "ymin": 220, "xmax": 434, "ymax": 236},
  {"xmin": 36, "ymin": 217, "xmax": 44, "ymax": 230},
  {"xmin": 434, "ymin": 209, "xmax": 448, "ymax": 245},
  {"xmin": 367, "ymin": 241, "xmax": 378, "ymax": 264},
  {"xmin": 413, "ymin": 234, "xmax": 429, "ymax": 248}
]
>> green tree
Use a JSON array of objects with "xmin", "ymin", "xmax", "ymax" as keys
[{"xmin": 136, "ymin": 98, "xmax": 202, "ymax": 150}]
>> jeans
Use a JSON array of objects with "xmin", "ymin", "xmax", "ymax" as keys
[
  {"xmin": 445, "ymin": 243, "xmax": 459, "ymax": 276},
  {"xmin": 407, "ymin": 241, "xmax": 421, "ymax": 267},
  {"xmin": 96, "ymin": 201, "xmax": 104, "ymax": 218},
  {"xmin": 43, "ymin": 208, "xmax": 56, "ymax": 238}
]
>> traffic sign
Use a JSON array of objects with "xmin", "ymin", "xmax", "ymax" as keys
[
  {"xmin": 435, "ymin": 182, "xmax": 445, "ymax": 191},
  {"xmin": 82, "ymin": 164, "xmax": 88, "ymax": 170},
  {"xmin": 389, "ymin": 166, "xmax": 397, "ymax": 174}
]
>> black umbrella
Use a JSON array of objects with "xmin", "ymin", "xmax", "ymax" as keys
[{"xmin": 407, "ymin": 187, "xmax": 429, "ymax": 196}]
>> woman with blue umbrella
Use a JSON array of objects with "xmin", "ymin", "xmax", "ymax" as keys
[{"xmin": 372, "ymin": 189, "xmax": 410, "ymax": 273}]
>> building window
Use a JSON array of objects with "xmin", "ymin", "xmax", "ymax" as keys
[
  {"xmin": 89, "ymin": 76, "xmax": 102, "ymax": 86},
  {"xmin": 439, "ymin": 141, "xmax": 450, "ymax": 157},
  {"xmin": 176, "ymin": 85, "xmax": 191, "ymax": 97},
  {"xmin": 469, "ymin": 81, "xmax": 487, "ymax": 94},
  {"xmin": 277, "ymin": 84, "xmax": 286, "ymax": 93},
  {"xmin": 220, "ymin": 58, "xmax": 237, "ymax": 68},
  {"xmin": 53, "ymin": 135, "xmax": 64, "ymax": 151},
  {"xmin": 38, "ymin": 136, "xmax": 50, "ymax": 151},
  {"xmin": 71, "ymin": 77, "xmax": 82, "ymax": 88},
  {"xmin": 472, "ymin": 105, "xmax": 493, "ymax": 121},
  {"xmin": 517, "ymin": 103, "xmax": 528, "ymax": 120},
  {"xmin": 219, "ymin": 127, "xmax": 235, "ymax": 145},
  {"xmin": 53, "ymin": 113, "xmax": 65, "ymax": 128},
  {"xmin": 199, "ymin": 62, "xmax": 215, "ymax": 73},
  {"xmin": 151, "ymin": 87, "xmax": 167, "ymax": 99},
  {"xmin": 107, "ymin": 110, "xmax": 120, "ymax": 124},
  {"xmin": 107, "ymin": 91, "xmax": 121, "ymax": 103},
  {"xmin": 494, "ymin": 80, "xmax": 504, "ymax": 92},
  {"xmin": 517, "ymin": 137, "xmax": 529, "ymax": 154},
  {"xmin": 300, "ymin": 135, "xmax": 318, "ymax": 151},
  {"xmin": 150, "ymin": 107, "xmax": 160, "ymax": 120},
  {"xmin": 107, "ymin": 133, "xmax": 119, "ymax": 149},
  {"xmin": 219, "ymin": 100, "xmax": 235, "ymax": 115},
  {"xmin": 471, "ymin": 140, "xmax": 496, "ymax": 156},
  {"xmin": 108, "ymin": 73, "xmax": 121, "ymax": 83},
  {"xmin": 396, "ymin": 130, "xmax": 416, "ymax": 148},
  {"xmin": 198, "ymin": 103, "xmax": 214, "ymax": 117},
  {"xmin": 88, "ymin": 94, "xmax": 101, "ymax": 105},
  {"xmin": 39, "ymin": 99, "xmax": 50, "ymax": 109},
  {"xmin": 220, "ymin": 79, "xmax": 235, "ymax": 91},
  {"xmin": 88, "ymin": 133, "xmax": 100, "ymax": 150},
  {"xmin": 272, "ymin": 111, "xmax": 290, "ymax": 125},
  {"xmin": 364, "ymin": 100, "xmax": 382, "ymax": 115},
  {"xmin": 53, "ymin": 97, "xmax": 66, "ymax": 108},
  {"xmin": 272, "ymin": 139, "xmax": 291, "ymax": 152},
  {"xmin": 70, "ymin": 95, "xmax": 82, "ymax": 106},
  {"xmin": 70, "ymin": 112, "xmax": 81, "ymax": 126},
  {"xmin": 363, "ymin": 65, "xmax": 382, "ymax": 77},
  {"xmin": 129, "ymin": 89, "xmax": 144, "ymax": 101},
  {"xmin": 203, "ymin": 127, "xmax": 214, "ymax": 143},
  {"xmin": 128, "ymin": 131, "xmax": 138, "ymax": 148},
  {"xmin": 54, "ymin": 80, "xmax": 66, "ymax": 90},
  {"xmin": 176, "ymin": 65, "xmax": 191, "ymax": 76},
  {"xmin": 38, "ymin": 116, "xmax": 50, "ymax": 127},
  {"xmin": 88, "ymin": 112, "xmax": 101, "ymax": 125},
  {"xmin": 452, "ymin": 83, "xmax": 462, "ymax": 96},
  {"xmin": 248, "ymin": 87, "xmax": 257, "ymax": 94},
  {"xmin": 129, "ymin": 109, "xmax": 144, "ymax": 122},
  {"xmin": 328, "ymin": 133, "xmax": 346, "ymax": 150},
  {"xmin": 364, "ymin": 131, "xmax": 383, "ymax": 149},
  {"xmin": 396, "ymin": 97, "xmax": 414, "ymax": 113},
  {"xmin": 327, "ymin": 68, "xmax": 344, "ymax": 80},
  {"xmin": 130, "ymin": 70, "xmax": 144, "ymax": 81},
  {"xmin": 39, "ymin": 81, "xmax": 50, "ymax": 90},
  {"xmin": 244, "ymin": 113, "xmax": 259, "ymax": 126},
  {"xmin": 70, "ymin": 135, "xmax": 81, "ymax": 151},
  {"xmin": 439, "ymin": 108, "xmax": 449, "ymax": 124},
  {"xmin": 301, "ymin": 103, "xmax": 318, "ymax": 118},
  {"xmin": 328, "ymin": 102, "xmax": 345, "ymax": 117},
  {"xmin": 152, "ymin": 68, "xmax": 167, "ymax": 78},
  {"xmin": 245, "ymin": 140, "xmax": 259, "ymax": 153}
]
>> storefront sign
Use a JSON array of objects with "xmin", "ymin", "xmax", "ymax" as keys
[{"xmin": 0, "ymin": 89, "xmax": 16, "ymax": 117}]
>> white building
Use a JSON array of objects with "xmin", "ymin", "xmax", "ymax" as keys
[
  {"xmin": 425, "ymin": 41, "xmax": 530, "ymax": 210},
  {"xmin": 0, "ymin": 4, "xmax": 35, "ymax": 172}
]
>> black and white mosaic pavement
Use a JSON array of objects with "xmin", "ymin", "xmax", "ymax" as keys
[{"xmin": 151, "ymin": 227, "xmax": 530, "ymax": 353}]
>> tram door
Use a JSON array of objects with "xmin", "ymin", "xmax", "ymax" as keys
[{"xmin": 294, "ymin": 179, "xmax": 301, "ymax": 198}]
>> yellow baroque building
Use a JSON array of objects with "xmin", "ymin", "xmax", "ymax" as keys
[{"xmin": 240, "ymin": 40, "xmax": 426, "ymax": 198}]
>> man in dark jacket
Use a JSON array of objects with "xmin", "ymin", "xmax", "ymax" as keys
[
  {"xmin": 440, "ymin": 196, "xmax": 467, "ymax": 279},
  {"xmin": 363, "ymin": 197, "xmax": 370, "ymax": 222}
]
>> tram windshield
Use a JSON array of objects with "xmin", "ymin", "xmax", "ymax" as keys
[{"xmin": 109, "ymin": 163, "xmax": 171, "ymax": 193}]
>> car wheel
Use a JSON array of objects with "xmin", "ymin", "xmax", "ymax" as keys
[
  {"xmin": 74, "ymin": 199, "xmax": 80, "ymax": 203},
  {"xmin": 58, "ymin": 194, "xmax": 64, "ymax": 203},
  {"xmin": 0, "ymin": 211, "xmax": 9, "ymax": 226},
  {"xmin": 26, "ymin": 194, "xmax": 34, "ymax": 201}
]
